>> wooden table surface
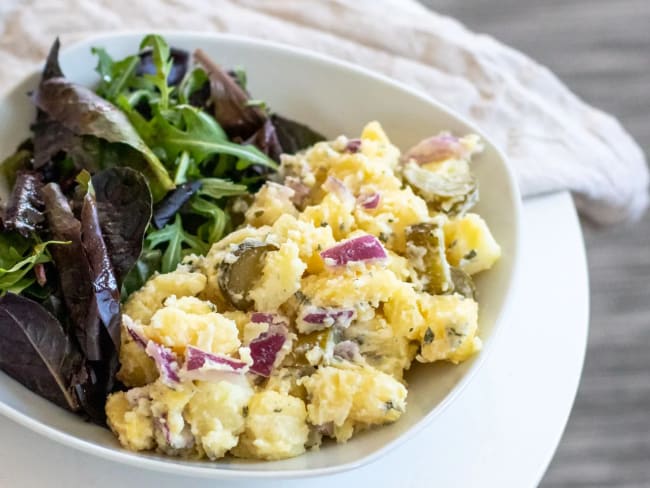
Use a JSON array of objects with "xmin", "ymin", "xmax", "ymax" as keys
[{"xmin": 420, "ymin": 1, "xmax": 650, "ymax": 486}]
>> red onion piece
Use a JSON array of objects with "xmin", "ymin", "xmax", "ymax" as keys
[
  {"xmin": 185, "ymin": 345, "xmax": 249, "ymax": 372},
  {"xmin": 322, "ymin": 176, "xmax": 354, "ymax": 205},
  {"xmin": 125, "ymin": 386, "xmax": 149, "ymax": 406},
  {"xmin": 357, "ymin": 192, "xmax": 380, "ymax": 209},
  {"xmin": 155, "ymin": 413, "xmax": 194, "ymax": 450},
  {"xmin": 145, "ymin": 341, "xmax": 180, "ymax": 386},
  {"xmin": 333, "ymin": 340, "xmax": 362, "ymax": 362},
  {"xmin": 180, "ymin": 346, "xmax": 249, "ymax": 384},
  {"xmin": 124, "ymin": 316, "xmax": 147, "ymax": 348},
  {"xmin": 250, "ymin": 312, "xmax": 287, "ymax": 325},
  {"xmin": 320, "ymin": 234, "xmax": 387, "ymax": 267},
  {"xmin": 297, "ymin": 306, "xmax": 355, "ymax": 333},
  {"xmin": 316, "ymin": 422, "xmax": 334, "ymax": 437},
  {"xmin": 249, "ymin": 324, "xmax": 288, "ymax": 377},
  {"xmin": 284, "ymin": 176, "xmax": 311, "ymax": 209},
  {"xmin": 344, "ymin": 138, "xmax": 362, "ymax": 153},
  {"xmin": 401, "ymin": 133, "xmax": 465, "ymax": 165}
]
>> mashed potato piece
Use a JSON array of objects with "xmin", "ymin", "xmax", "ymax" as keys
[
  {"xmin": 145, "ymin": 296, "xmax": 240, "ymax": 356},
  {"xmin": 300, "ymin": 364, "xmax": 407, "ymax": 442},
  {"xmin": 232, "ymin": 390, "xmax": 309, "ymax": 460},
  {"xmin": 107, "ymin": 122, "xmax": 499, "ymax": 462}
]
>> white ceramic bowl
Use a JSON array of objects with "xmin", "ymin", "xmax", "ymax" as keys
[{"xmin": 0, "ymin": 32, "xmax": 521, "ymax": 479}]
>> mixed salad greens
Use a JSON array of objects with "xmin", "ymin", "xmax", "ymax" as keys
[{"xmin": 0, "ymin": 35, "xmax": 324, "ymax": 423}]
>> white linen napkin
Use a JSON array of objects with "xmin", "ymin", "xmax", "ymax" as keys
[{"xmin": 0, "ymin": 0, "xmax": 647, "ymax": 224}]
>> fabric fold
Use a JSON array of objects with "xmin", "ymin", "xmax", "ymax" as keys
[{"xmin": 0, "ymin": 0, "xmax": 647, "ymax": 223}]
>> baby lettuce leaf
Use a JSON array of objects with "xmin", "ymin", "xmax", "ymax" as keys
[
  {"xmin": 91, "ymin": 168, "xmax": 153, "ymax": 283},
  {"xmin": 152, "ymin": 180, "xmax": 202, "ymax": 229},
  {"xmin": 31, "ymin": 118, "xmax": 79, "ymax": 170},
  {"xmin": 3, "ymin": 170, "xmax": 45, "ymax": 237},
  {"xmin": 41, "ymin": 183, "xmax": 101, "ymax": 360},
  {"xmin": 31, "ymin": 77, "xmax": 174, "ymax": 192},
  {"xmin": 42, "ymin": 37, "xmax": 64, "ymax": 81},
  {"xmin": 0, "ymin": 292, "xmax": 83, "ymax": 411},
  {"xmin": 245, "ymin": 118, "xmax": 283, "ymax": 163},
  {"xmin": 194, "ymin": 48, "xmax": 266, "ymax": 140},
  {"xmin": 271, "ymin": 114, "xmax": 326, "ymax": 155},
  {"xmin": 121, "ymin": 248, "xmax": 161, "ymax": 298},
  {"xmin": 32, "ymin": 38, "xmax": 73, "ymax": 169},
  {"xmin": 0, "ymin": 149, "xmax": 32, "ymax": 188},
  {"xmin": 80, "ymin": 190, "xmax": 121, "ymax": 352}
]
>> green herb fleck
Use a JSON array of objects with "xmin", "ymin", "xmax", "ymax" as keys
[
  {"xmin": 423, "ymin": 327, "xmax": 435, "ymax": 344},
  {"xmin": 463, "ymin": 249, "xmax": 477, "ymax": 260}
]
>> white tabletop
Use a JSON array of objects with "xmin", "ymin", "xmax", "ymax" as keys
[{"xmin": 0, "ymin": 191, "xmax": 589, "ymax": 488}]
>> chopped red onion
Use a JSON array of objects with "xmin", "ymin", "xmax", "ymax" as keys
[
  {"xmin": 344, "ymin": 138, "xmax": 362, "ymax": 153},
  {"xmin": 357, "ymin": 192, "xmax": 380, "ymax": 209},
  {"xmin": 180, "ymin": 346, "xmax": 249, "ymax": 385},
  {"xmin": 185, "ymin": 345, "xmax": 249, "ymax": 372},
  {"xmin": 297, "ymin": 306, "xmax": 355, "ymax": 333},
  {"xmin": 124, "ymin": 316, "xmax": 147, "ymax": 348},
  {"xmin": 320, "ymin": 234, "xmax": 387, "ymax": 267},
  {"xmin": 145, "ymin": 341, "xmax": 180, "ymax": 386},
  {"xmin": 284, "ymin": 176, "xmax": 311, "ymax": 209},
  {"xmin": 155, "ymin": 413, "xmax": 194, "ymax": 450},
  {"xmin": 322, "ymin": 176, "xmax": 354, "ymax": 205},
  {"xmin": 125, "ymin": 386, "xmax": 149, "ymax": 406},
  {"xmin": 316, "ymin": 422, "xmax": 334, "ymax": 437},
  {"xmin": 250, "ymin": 312, "xmax": 287, "ymax": 325},
  {"xmin": 249, "ymin": 324, "xmax": 288, "ymax": 377},
  {"xmin": 401, "ymin": 133, "xmax": 465, "ymax": 165},
  {"xmin": 333, "ymin": 340, "xmax": 362, "ymax": 362}
]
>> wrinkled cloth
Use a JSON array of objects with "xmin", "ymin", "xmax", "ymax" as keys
[{"xmin": 0, "ymin": 0, "xmax": 647, "ymax": 224}]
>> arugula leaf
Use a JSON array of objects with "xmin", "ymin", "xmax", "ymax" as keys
[
  {"xmin": 0, "ymin": 233, "xmax": 68, "ymax": 295},
  {"xmin": 152, "ymin": 105, "xmax": 277, "ymax": 170},
  {"xmin": 139, "ymin": 34, "xmax": 174, "ymax": 110},
  {"xmin": 199, "ymin": 178, "xmax": 247, "ymax": 199},
  {"xmin": 92, "ymin": 47, "xmax": 139, "ymax": 102},
  {"xmin": 189, "ymin": 196, "xmax": 229, "ymax": 244},
  {"xmin": 179, "ymin": 68, "xmax": 209, "ymax": 106},
  {"xmin": 146, "ymin": 214, "xmax": 209, "ymax": 273}
]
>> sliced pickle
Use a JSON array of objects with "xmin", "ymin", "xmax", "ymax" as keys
[
  {"xmin": 405, "ymin": 222, "xmax": 453, "ymax": 295},
  {"xmin": 402, "ymin": 161, "xmax": 478, "ymax": 216},
  {"xmin": 217, "ymin": 240, "xmax": 278, "ymax": 310},
  {"xmin": 450, "ymin": 267, "xmax": 477, "ymax": 300}
]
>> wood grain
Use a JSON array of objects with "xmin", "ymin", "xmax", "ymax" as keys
[{"xmin": 419, "ymin": 1, "xmax": 650, "ymax": 486}]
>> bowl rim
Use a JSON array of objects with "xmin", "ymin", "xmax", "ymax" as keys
[{"xmin": 0, "ymin": 29, "xmax": 523, "ymax": 479}]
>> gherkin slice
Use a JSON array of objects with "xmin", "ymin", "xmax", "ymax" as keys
[
  {"xmin": 217, "ymin": 240, "xmax": 278, "ymax": 310},
  {"xmin": 402, "ymin": 161, "xmax": 478, "ymax": 216},
  {"xmin": 405, "ymin": 222, "xmax": 453, "ymax": 295},
  {"xmin": 450, "ymin": 267, "xmax": 477, "ymax": 300}
]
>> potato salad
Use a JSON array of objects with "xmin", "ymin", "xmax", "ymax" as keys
[{"xmin": 105, "ymin": 121, "xmax": 501, "ymax": 461}]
